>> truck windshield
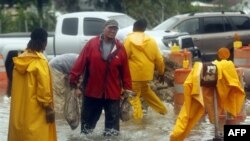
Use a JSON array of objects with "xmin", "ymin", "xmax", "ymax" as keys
[{"xmin": 109, "ymin": 15, "xmax": 135, "ymax": 29}]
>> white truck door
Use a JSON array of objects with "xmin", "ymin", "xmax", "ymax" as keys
[{"xmin": 55, "ymin": 17, "xmax": 82, "ymax": 54}]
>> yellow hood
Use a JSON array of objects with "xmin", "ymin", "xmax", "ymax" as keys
[
  {"xmin": 126, "ymin": 32, "xmax": 151, "ymax": 49},
  {"xmin": 13, "ymin": 50, "xmax": 47, "ymax": 74}
]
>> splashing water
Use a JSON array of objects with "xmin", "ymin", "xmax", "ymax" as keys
[{"xmin": 1, "ymin": 94, "xmax": 250, "ymax": 141}]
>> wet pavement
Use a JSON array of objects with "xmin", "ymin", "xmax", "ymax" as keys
[{"xmin": 1, "ymin": 93, "xmax": 250, "ymax": 141}]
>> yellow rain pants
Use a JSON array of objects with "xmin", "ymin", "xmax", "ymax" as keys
[{"xmin": 129, "ymin": 81, "xmax": 167, "ymax": 119}]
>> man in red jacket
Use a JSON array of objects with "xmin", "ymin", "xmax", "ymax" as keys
[{"xmin": 69, "ymin": 20, "xmax": 132, "ymax": 136}]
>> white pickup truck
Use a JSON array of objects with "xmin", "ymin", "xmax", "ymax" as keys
[
  {"xmin": 0, "ymin": 11, "xmax": 199, "ymax": 60},
  {"xmin": 0, "ymin": 11, "xmax": 135, "ymax": 62}
]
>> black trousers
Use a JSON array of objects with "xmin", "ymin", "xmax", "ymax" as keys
[{"xmin": 81, "ymin": 96, "xmax": 120, "ymax": 135}]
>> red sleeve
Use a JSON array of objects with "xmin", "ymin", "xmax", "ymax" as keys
[{"xmin": 69, "ymin": 42, "xmax": 90, "ymax": 85}]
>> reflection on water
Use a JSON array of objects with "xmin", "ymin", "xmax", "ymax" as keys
[
  {"xmin": 0, "ymin": 96, "xmax": 10, "ymax": 141},
  {"xmin": 1, "ymin": 94, "xmax": 249, "ymax": 141}
]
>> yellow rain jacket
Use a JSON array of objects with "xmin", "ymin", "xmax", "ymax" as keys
[
  {"xmin": 170, "ymin": 60, "xmax": 245, "ymax": 141},
  {"xmin": 8, "ymin": 50, "xmax": 57, "ymax": 141},
  {"xmin": 124, "ymin": 32, "xmax": 165, "ymax": 81},
  {"xmin": 170, "ymin": 62, "xmax": 205, "ymax": 141},
  {"xmin": 204, "ymin": 60, "xmax": 246, "ymax": 123},
  {"xmin": 214, "ymin": 60, "xmax": 245, "ymax": 117},
  {"xmin": 124, "ymin": 32, "xmax": 166, "ymax": 119}
]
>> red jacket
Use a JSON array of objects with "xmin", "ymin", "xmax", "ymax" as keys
[{"xmin": 69, "ymin": 36, "xmax": 132, "ymax": 100}]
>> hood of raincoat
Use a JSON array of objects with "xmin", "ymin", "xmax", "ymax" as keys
[
  {"xmin": 13, "ymin": 50, "xmax": 47, "ymax": 74},
  {"xmin": 126, "ymin": 32, "xmax": 151, "ymax": 50}
]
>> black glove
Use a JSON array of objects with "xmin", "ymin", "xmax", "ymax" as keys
[
  {"xmin": 45, "ymin": 106, "xmax": 55, "ymax": 123},
  {"xmin": 157, "ymin": 74, "xmax": 165, "ymax": 84}
]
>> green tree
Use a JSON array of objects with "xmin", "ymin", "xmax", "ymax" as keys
[
  {"xmin": 54, "ymin": 0, "xmax": 80, "ymax": 12},
  {"xmin": 123, "ymin": 0, "xmax": 198, "ymax": 28},
  {"xmin": 0, "ymin": 0, "xmax": 56, "ymax": 33}
]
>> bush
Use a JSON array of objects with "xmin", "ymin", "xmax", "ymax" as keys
[{"xmin": 0, "ymin": 6, "xmax": 56, "ymax": 33}]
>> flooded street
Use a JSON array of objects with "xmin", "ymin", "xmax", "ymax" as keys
[{"xmin": 2, "ymin": 93, "xmax": 250, "ymax": 141}]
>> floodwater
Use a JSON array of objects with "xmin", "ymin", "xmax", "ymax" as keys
[{"xmin": 1, "ymin": 94, "xmax": 250, "ymax": 141}]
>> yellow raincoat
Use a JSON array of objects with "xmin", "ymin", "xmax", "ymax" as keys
[
  {"xmin": 8, "ymin": 50, "xmax": 57, "ymax": 141},
  {"xmin": 124, "ymin": 32, "xmax": 165, "ymax": 81},
  {"xmin": 124, "ymin": 32, "xmax": 167, "ymax": 119},
  {"xmin": 170, "ymin": 60, "xmax": 245, "ymax": 141},
  {"xmin": 203, "ymin": 60, "xmax": 246, "ymax": 124},
  {"xmin": 214, "ymin": 60, "xmax": 245, "ymax": 117},
  {"xmin": 170, "ymin": 62, "xmax": 205, "ymax": 141}
]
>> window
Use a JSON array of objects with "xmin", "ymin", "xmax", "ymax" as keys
[
  {"xmin": 83, "ymin": 18, "xmax": 105, "ymax": 36},
  {"xmin": 223, "ymin": 17, "xmax": 232, "ymax": 32},
  {"xmin": 62, "ymin": 18, "xmax": 78, "ymax": 35},
  {"xmin": 230, "ymin": 16, "xmax": 250, "ymax": 30},
  {"xmin": 174, "ymin": 18, "xmax": 199, "ymax": 34},
  {"xmin": 203, "ymin": 17, "xmax": 224, "ymax": 33}
]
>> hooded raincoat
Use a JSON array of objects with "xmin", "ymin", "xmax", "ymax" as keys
[
  {"xmin": 124, "ymin": 32, "xmax": 165, "ymax": 81},
  {"xmin": 124, "ymin": 32, "xmax": 167, "ymax": 119},
  {"xmin": 8, "ymin": 50, "xmax": 57, "ymax": 141}
]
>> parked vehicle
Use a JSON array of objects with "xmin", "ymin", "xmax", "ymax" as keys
[
  {"xmin": 0, "ymin": 11, "xmax": 135, "ymax": 63},
  {"xmin": 153, "ymin": 12, "xmax": 250, "ymax": 61},
  {"xmin": 161, "ymin": 33, "xmax": 201, "ymax": 59}
]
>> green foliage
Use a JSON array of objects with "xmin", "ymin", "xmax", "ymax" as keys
[
  {"xmin": 123, "ymin": 0, "xmax": 199, "ymax": 28},
  {"xmin": 0, "ymin": 0, "xmax": 233, "ymax": 33},
  {"xmin": 0, "ymin": 1, "xmax": 56, "ymax": 33},
  {"xmin": 0, "ymin": 10, "xmax": 14, "ymax": 33}
]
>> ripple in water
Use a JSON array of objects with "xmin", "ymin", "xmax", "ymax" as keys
[{"xmin": 1, "ymin": 95, "xmax": 250, "ymax": 141}]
